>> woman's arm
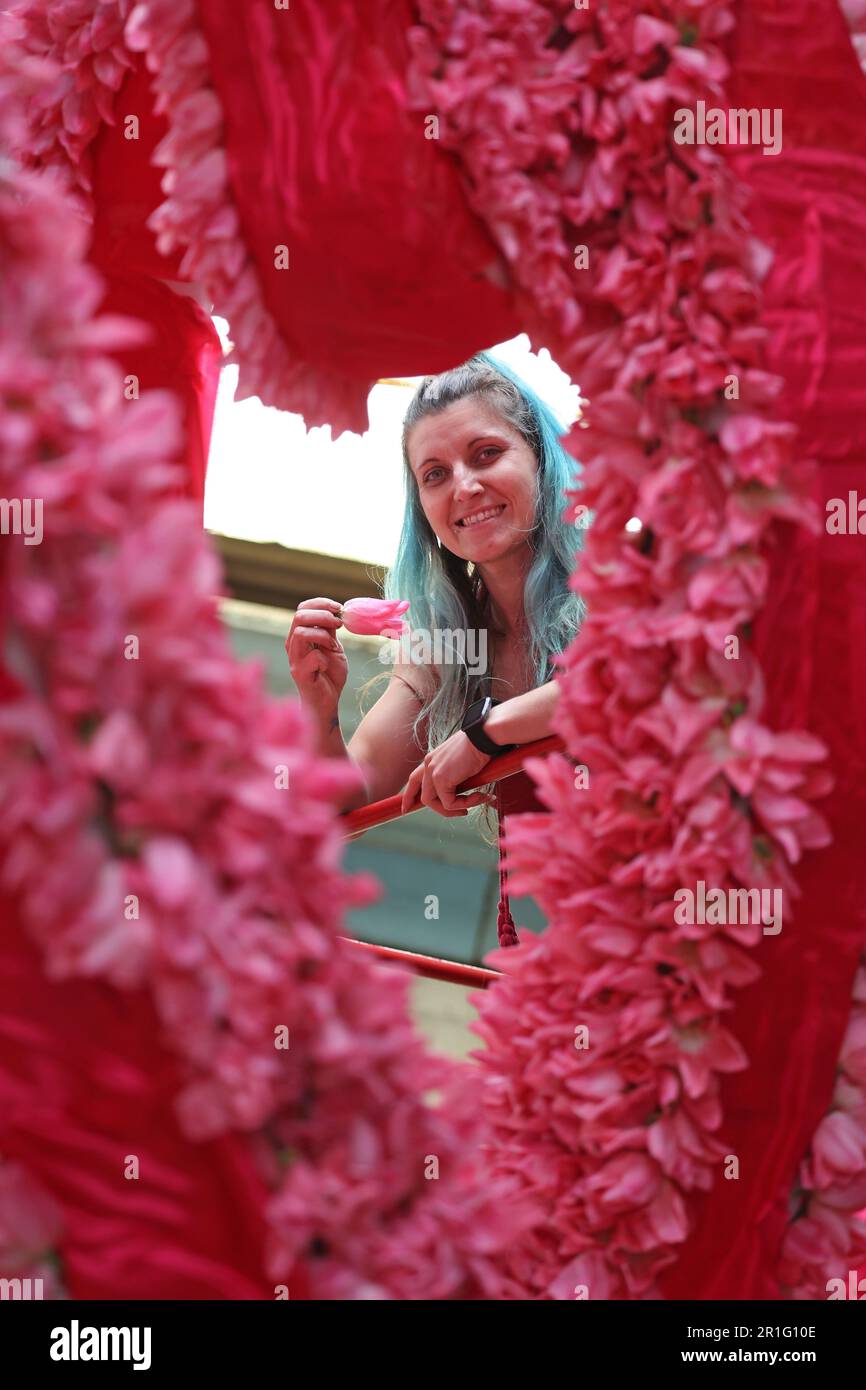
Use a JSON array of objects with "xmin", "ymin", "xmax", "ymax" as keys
[
  {"xmin": 338, "ymin": 667, "xmax": 431, "ymax": 811},
  {"xmin": 399, "ymin": 680, "xmax": 560, "ymax": 817},
  {"xmin": 345, "ymin": 663, "xmax": 492, "ymax": 818},
  {"xmin": 288, "ymin": 595, "xmax": 438, "ymax": 814},
  {"xmin": 483, "ymin": 679, "xmax": 560, "ymax": 746}
]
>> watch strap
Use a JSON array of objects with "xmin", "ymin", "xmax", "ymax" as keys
[{"xmin": 461, "ymin": 697, "xmax": 518, "ymax": 757}]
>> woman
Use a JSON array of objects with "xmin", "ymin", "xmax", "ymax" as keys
[{"xmin": 286, "ymin": 352, "xmax": 584, "ymax": 865}]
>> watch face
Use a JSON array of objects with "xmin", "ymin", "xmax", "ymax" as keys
[{"xmin": 464, "ymin": 698, "xmax": 488, "ymax": 728}]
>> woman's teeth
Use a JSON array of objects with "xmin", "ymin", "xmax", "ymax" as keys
[{"xmin": 456, "ymin": 504, "xmax": 505, "ymax": 529}]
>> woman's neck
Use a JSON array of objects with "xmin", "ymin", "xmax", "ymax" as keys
[{"xmin": 479, "ymin": 553, "xmax": 532, "ymax": 640}]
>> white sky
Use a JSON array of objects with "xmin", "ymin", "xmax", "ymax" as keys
[{"xmin": 204, "ymin": 328, "xmax": 584, "ymax": 567}]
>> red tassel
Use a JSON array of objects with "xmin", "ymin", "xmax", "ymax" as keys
[
  {"xmin": 496, "ymin": 900, "xmax": 520, "ymax": 948},
  {"xmin": 495, "ymin": 784, "xmax": 520, "ymax": 947}
]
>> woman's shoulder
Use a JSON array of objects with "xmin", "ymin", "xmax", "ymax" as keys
[{"xmin": 389, "ymin": 647, "xmax": 438, "ymax": 704}]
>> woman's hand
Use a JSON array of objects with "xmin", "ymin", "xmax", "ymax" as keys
[
  {"xmin": 401, "ymin": 730, "xmax": 495, "ymax": 818},
  {"xmin": 286, "ymin": 597, "xmax": 348, "ymax": 719}
]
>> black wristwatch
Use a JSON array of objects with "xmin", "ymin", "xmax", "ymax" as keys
[{"xmin": 460, "ymin": 697, "xmax": 518, "ymax": 757}]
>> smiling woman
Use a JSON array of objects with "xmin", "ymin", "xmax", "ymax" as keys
[
  {"xmin": 390, "ymin": 354, "xmax": 583, "ymax": 748},
  {"xmin": 286, "ymin": 351, "xmax": 585, "ymax": 941}
]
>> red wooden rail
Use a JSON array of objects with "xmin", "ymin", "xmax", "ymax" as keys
[
  {"xmin": 338, "ymin": 735, "xmax": 564, "ymax": 988},
  {"xmin": 339, "ymin": 734, "xmax": 564, "ymax": 838},
  {"xmin": 346, "ymin": 939, "xmax": 500, "ymax": 988}
]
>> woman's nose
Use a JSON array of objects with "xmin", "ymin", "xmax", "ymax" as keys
[{"xmin": 452, "ymin": 465, "xmax": 483, "ymax": 499}]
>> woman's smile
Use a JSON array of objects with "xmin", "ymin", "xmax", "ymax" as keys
[{"xmin": 454, "ymin": 503, "xmax": 506, "ymax": 530}]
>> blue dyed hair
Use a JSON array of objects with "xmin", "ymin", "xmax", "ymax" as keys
[{"xmin": 383, "ymin": 350, "xmax": 586, "ymax": 752}]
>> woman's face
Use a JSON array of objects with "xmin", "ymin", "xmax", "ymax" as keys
[{"xmin": 406, "ymin": 398, "xmax": 539, "ymax": 564}]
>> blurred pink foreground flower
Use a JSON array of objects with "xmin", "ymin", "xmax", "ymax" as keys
[{"xmin": 340, "ymin": 598, "xmax": 409, "ymax": 638}]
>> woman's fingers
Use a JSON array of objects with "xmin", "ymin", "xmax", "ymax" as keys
[
  {"xmin": 420, "ymin": 760, "xmax": 442, "ymax": 809},
  {"xmin": 401, "ymin": 765, "xmax": 423, "ymax": 815},
  {"xmin": 423, "ymin": 797, "xmax": 477, "ymax": 818},
  {"xmin": 402, "ymin": 759, "xmax": 497, "ymax": 818},
  {"xmin": 293, "ymin": 613, "xmax": 342, "ymax": 636},
  {"xmin": 431, "ymin": 772, "xmax": 460, "ymax": 812},
  {"xmin": 459, "ymin": 791, "xmax": 496, "ymax": 809},
  {"xmin": 288, "ymin": 602, "xmax": 342, "ymax": 644},
  {"xmin": 298, "ymin": 597, "xmax": 342, "ymax": 611},
  {"xmin": 421, "ymin": 763, "xmax": 475, "ymax": 816},
  {"xmin": 424, "ymin": 760, "xmax": 493, "ymax": 814},
  {"xmin": 404, "ymin": 786, "xmax": 465, "ymax": 818},
  {"xmin": 287, "ymin": 606, "xmax": 344, "ymax": 661},
  {"xmin": 427, "ymin": 789, "xmax": 493, "ymax": 817}
]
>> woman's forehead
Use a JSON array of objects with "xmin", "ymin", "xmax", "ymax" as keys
[{"xmin": 407, "ymin": 397, "xmax": 516, "ymax": 463}]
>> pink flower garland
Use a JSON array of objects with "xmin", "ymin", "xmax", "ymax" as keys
[
  {"xmin": 778, "ymin": 955, "xmax": 866, "ymax": 1298},
  {"xmin": 407, "ymin": 0, "xmax": 842, "ymax": 1297},
  {"xmin": 0, "ymin": 1156, "xmax": 66, "ymax": 1298},
  {"xmin": 841, "ymin": 0, "xmax": 866, "ymax": 76},
  {"xmin": 15, "ymin": 0, "xmax": 380, "ymax": 436},
  {"xmin": 11, "ymin": 0, "xmax": 134, "ymax": 203},
  {"xmin": 8, "ymin": 0, "xmax": 862, "ymax": 1300},
  {"xmin": 123, "ymin": 0, "xmax": 376, "ymax": 436},
  {"xmin": 0, "ymin": 31, "xmax": 535, "ymax": 1299}
]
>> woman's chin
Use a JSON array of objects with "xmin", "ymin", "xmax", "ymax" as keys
[{"xmin": 453, "ymin": 538, "xmax": 511, "ymax": 564}]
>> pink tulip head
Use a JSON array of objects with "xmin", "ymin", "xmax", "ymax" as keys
[{"xmin": 340, "ymin": 598, "xmax": 410, "ymax": 639}]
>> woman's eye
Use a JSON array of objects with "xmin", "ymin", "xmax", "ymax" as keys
[
  {"xmin": 423, "ymin": 467, "xmax": 444, "ymax": 484},
  {"xmin": 477, "ymin": 447, "xmax": 501, "ymax": 462}
]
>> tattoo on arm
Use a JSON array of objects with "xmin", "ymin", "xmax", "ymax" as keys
[{"xmin": 329, "ymin": 715, "xmax": 340, "ymax": 733}]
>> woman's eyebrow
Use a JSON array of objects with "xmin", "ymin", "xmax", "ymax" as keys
[{"xmin": 416, "ymin": 436, "xmax": 500, "ymax": 471}]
